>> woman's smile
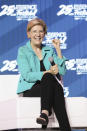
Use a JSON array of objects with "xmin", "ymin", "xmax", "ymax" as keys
[{"xmin": 29, "ymin": 25, "xmax": 45, "ymax": 46}]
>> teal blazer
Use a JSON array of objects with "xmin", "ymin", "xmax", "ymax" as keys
[{"xmin": 17, "ymin": 41, "xmax": 67, "ymax": 94}]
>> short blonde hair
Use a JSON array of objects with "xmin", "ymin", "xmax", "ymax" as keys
[{"xmin": 27, "ymin": 18, "xmax": 47, "ymax": 36}]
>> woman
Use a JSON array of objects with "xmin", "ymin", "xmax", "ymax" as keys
[{"xmin": 17, "ymin": 18, "xmax": 71, "ymax": 131}]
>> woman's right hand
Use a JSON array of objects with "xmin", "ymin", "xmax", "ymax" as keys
[
  {"xmin": 43, "ymin": 70, "xmax": 51, "ymax": 75},
  {"xmin": 50, "ymin": 64, "xmax": 59, "ymax": 75},
  {"xmin": 43, "ymin": 64, "xmax": 59, "ymax": 75}
]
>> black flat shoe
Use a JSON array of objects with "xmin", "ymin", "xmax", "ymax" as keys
[
  {"xmin": 36, "ymin": 113, "xmax": 49, "ymax": 125},
  {"xmin": 42, "ymin": 124, "xmax": 47, "ymax": 129}
]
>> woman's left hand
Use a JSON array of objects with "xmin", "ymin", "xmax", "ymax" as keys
[
  {"xmin": 52, "ymin": 39, "xmax": 62, "ymax": 59},
  {"xmin": 52, "ymin": 39, "xmax": 60, "ymax": 49},
  {"xmin": 50, "ymin": 64, "xmax": 59, "ymax": 75}
]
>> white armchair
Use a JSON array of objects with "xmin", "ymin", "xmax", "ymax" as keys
[{"xmin": 0, "ymin": 75, "xmax": 87, "ymax": 130}]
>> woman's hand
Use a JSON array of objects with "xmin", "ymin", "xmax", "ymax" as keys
[
  {"xmin": 52, "ymin": 39, "xmax": 62, "ymax": 59},
  {"xmin": 43, "ymin": 64, "xmax": 59, "ymax": 75},
  {"xmin": 52, "ymin": 39, "xmax": 60, "ymax": 49},
  {"xmin": 50, "ymin": 64, "xmax": 59, "ymax": 75}
]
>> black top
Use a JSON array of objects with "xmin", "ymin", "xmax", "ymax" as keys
[
  {"xmin": 40, "ymin": 60, "xmax": 46, "ymax": 71},
  {"xmin": 34, "ymin": 60, "xmax": 46, "ymax": 85}
]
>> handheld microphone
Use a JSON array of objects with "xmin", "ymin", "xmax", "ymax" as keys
[{"xmin": 49, "ymin": 57, "xmax": 61, "ymax": 80}]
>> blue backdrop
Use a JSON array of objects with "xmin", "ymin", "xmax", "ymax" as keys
[{"xmin": 0, "ymin": 0, "xmax": 87, "ymax": 98}]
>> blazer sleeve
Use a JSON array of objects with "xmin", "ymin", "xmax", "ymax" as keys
[
  {"xmin": 17, "ymin": 47, "xmax": 43, "ymax": 83},
  {"xmin": 52, "ymin": 49, "xmax": 67, "ymax": 75}
]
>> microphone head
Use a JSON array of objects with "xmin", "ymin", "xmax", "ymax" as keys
[{"xmin": 49, "ymin": 57, "xmax": 54, "ymax": 63}]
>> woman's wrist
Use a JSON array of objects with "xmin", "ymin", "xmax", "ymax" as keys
[
  {"xmin": 56, "ymin": 47, "xmax": 63, "ymax": 59},
  {"xmin": 43, "ymin": 70, "xmax": 51, "ymax": 75}
]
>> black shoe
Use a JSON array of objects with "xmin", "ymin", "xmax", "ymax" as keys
[
  {"xmin": 36, "ymin": 113, "xmax": 49, "ymax": 125},
  {"xmin": 42, "ymin": 124, "xmax": 47, "ymax": 129}
]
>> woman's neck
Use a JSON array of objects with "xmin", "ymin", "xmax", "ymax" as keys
[
  {"xmin": 30, "ymin": 41, "xmax": 42, "ymax": 60},
  {"xmin": 30, "ymin": 42, "xmax": 42, "ymax": 51}
]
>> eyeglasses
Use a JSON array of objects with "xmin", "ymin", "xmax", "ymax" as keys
[{"xmin": 30, "ymin": 30, "xmax": 44, "ymax": 35}]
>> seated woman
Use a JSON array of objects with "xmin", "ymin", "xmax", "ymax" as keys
[{"xmin": 17, "ymin": 18, "xmax": 71, "ymax": 131}]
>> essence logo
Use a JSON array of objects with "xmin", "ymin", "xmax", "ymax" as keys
[
  {"xmin": 42, "ymin": 32, "xmax": 67, "ymax": 49},
  {"xmin": 0, "ymin": 5, "xmax": 37, "ymax": 21},
  {"xmin": 0, "ymin": 60, "xmax": 18, "ymax": 72},
  {"xmin": 66, "ymin": 59, "xmax": 87, "ymax": 75},
  {"xmin": 57, "ymin": 4, "xmax": 87, "ymax": 21}
]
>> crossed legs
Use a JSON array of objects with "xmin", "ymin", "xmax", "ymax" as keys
[{"xmin": 39, "ymin": 73, "xmax": 71, "ymax": 131}]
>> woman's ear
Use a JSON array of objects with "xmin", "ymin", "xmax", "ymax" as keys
[{"xmin": 27, "ymin": 32, "xmax": 31, "ymax": 38}]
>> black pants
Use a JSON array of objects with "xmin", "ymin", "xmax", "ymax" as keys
[{"xmin": 23, "ymin": 73, "xmax": 71, "ymax": 131}]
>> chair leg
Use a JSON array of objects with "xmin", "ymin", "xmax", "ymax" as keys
[{"xmin": 42, "ymin": 124, "xmax": 47, "ymax": 129}]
